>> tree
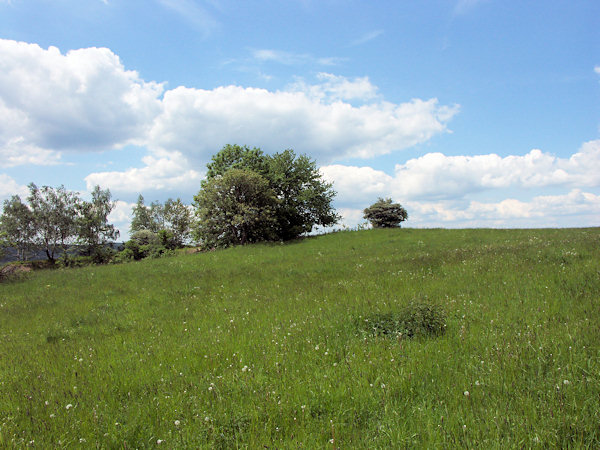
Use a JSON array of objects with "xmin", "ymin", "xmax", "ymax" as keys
[
  {"xmin": 193, "ymin": 168, "xmax": 277, "ymax": 248},
  {"xmin": 163, "ymin": 198, "xmax": 192, "ymax": 248},
  {"xmin": 205, "ymin": 144, "xmax": 269, "ymax": 179},
  {"xmin": 0, "ymin": 196, "xmax": 35, "ymax": 261},
  {"xmin": 77, "ymin": 186, "xmax": 120, "ymax": 261},
  {"xmin": 363, "ymin": 198, "xmax": 408, "ymax": 228},
  {"xmin": 130, "ymin": 195, "xmax": 155, "ymax": 233},
  {"xmin": 131, "ymin": 195, "xmax": 192, "ymax": 247},
  {"xmin": 27, "ymin": 183, "xmax": 80, "ymax": 262},
  {"xmin": 267, "ymin": 149, "xmax": 339, "ymax": 240},
  {"xmin": 197, "ymin": 145, "xmax": 339, "ymax": 243}
]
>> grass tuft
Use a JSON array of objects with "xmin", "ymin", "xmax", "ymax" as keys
[{"xmin": 357, "ymin": 300, "xmax": 447, "ymax": 338}]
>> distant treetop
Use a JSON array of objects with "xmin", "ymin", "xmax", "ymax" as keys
[{"xmin": 363, "ymin": 197, "xmax": 408, "ymax": 228}]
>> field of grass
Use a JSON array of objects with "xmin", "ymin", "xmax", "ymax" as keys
[{"xmin": 1, "ymin": 228, "xmax": 599, "ymax": 448}]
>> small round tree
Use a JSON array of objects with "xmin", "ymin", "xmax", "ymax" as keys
[{"xmin": 363, "ymin": 197, "xmax": 408, "ymax": 228}]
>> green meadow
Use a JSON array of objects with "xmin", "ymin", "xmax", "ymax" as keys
[{"xmin": 1, "ymin": 228, "xmax": 599, "ymax": 448}]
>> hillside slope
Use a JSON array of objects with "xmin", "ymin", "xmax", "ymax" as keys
[{"xmin": 1, "ymin": 228, "xmax": 599, "ymax": 447}]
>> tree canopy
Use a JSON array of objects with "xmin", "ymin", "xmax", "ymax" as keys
[
  {"xmin": 194, "ymin": 168, "xmax": 277, "ymax": 247},
  {"xmin": 363, "ymin": 198, "xmax": 408, "ymax": 228},
  {"xmin": 0, "ymin": 184, "xmax": 119, "ymax": 263},
  {"xmin": 130, "ymin": 196, "xmax": 192, "ymax": 248},
  {"xmin": 194, "ymin": 145, "xmax": 339, "ymax": 247},
  {"xmin": 76, "ymin": 186, "xmax": 120, "ymax": 261}
]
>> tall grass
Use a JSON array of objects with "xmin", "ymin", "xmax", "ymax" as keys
[{"xmin": 1, "ymin": 228, "xmax": 599, "ymax": 447}]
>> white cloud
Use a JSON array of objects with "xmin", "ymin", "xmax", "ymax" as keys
[
  {"xmin": 416, "ymin": 189, "xmax": 600, "ymax": 227},
  {"xmin": 0, "ymin": 137, "xmax": 62, "ymax": 167},
  {"xmin": 595, "ymin": 66, "xmax": 600, "ymax": 75},
  {"xmin": 0, "ymin": 174, "xmax": 28, "ymax": 202},
  {"xmin": 2, "ymin": 39, "xmax": 457, "ymax": 192},
  {"xmin": 85, "ymin": 151, "xmax": 203, "ymax": 195},
  {"xmin": 290, "ymin": 73, "xmax": 379, "ymax": 103},
  {"xmin": 335, "ymin": 189, "xmax": 600, "ymax": 229},
  {"xmin": 148, "ymin": 84, "xmax": 457, "ymax": 164},
  {"xmin": 0, "ymin": 39, "xmax": 163, "ymax": 164},
  {"xmin": 323, "ymin": 140, "xmax": 600, "ymax": 204},
  {"xmin": 108, "ymin": 200, "xmax": 135, "ymax": 240}
]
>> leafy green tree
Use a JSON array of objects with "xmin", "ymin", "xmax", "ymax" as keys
[
  {"xmin": 198, "ymin": 145, "xmax": 339, "ymax": 243},
  {"xmin": 77, "ymin": 186, "xmax": 120, "ymax": 261},
  {"xmin": 267, "ymin": 149, "xmax": 339, "ymax": 240},
  {"xmin": 27, "ymin": 183, "xmax": 80, "ymax": 262},
  {"xmin": 363, "ymin": 197, "xmax": 408, "ymax": 228},
  {"xmin": 0, "ymin": 195, "xmax": 35, "ymax": 261},
  {"xmin": 163, "ymin": 198, "xmax": 192, "ymax": 248},
  {"xmin": 205, "ymin": 144, "xmax": 269, "ymax": 179},
  {"xmin": 130, "ymin": 195, "xmax": 155, "ymax": 233},
  {"xmin": 131, "ymin": 195, "xmax": 191, "ymax": 247},
  {"xmin": 194, "ymin": 168, "xmax": 277, "ymax": 248}
]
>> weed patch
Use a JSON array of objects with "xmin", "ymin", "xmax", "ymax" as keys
[{"xmin": 357, "ymin": 301, "xmax": 447, "ymax": 338}]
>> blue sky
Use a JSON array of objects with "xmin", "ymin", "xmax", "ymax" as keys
[{"xmin": 1, "ymin": 0, "xmax": 599, "ymax": 236}]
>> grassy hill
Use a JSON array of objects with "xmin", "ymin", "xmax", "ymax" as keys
[{"xmin": 1, "ymin": 228, "xmax": 599, "ymax": 447}]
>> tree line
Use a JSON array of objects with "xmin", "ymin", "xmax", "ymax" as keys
[
  {"xmin": 0, "ymin": 184, "xmax": 118, "ymax": 263},
  {"xmin": 1, "ymin": 145, "xmax": 408, "ymax": 264}
]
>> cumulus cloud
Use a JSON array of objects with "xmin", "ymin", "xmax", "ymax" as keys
[
  {"xmin": 148, "ymin": 84, "xmax": 457, "ymax": 164},
  {"xmin": 0, "ymin": 138, "xmax": 62, "ymax": 167},
  {"xmin": 0, "ymin": 174, "xmax": 28, "ymax": 202},
  {"xmin": 417, "ymin": 189, "xmax": 600, "ymax": 227},
  {"xmin": 290, "ymin": 73, "xmax": 379, "ymax": 103},
  {"xmin": 2, "ymin": 39, "xmax": 457, "ymax": 192},
  {"xmin": 84, "ymin": 151, "xmax": 203, "ymax": 195},
  {"xmin": 337, "ymin": 189, "xmax": 600, "ymax": 229},
  {"xmin": 108, "ymin": 200, "xmax": 135, "ymax": 239},
  {"xmin": 322, "ymin": 140, "xmax": 600, "ymax": 203},
  {"xmin": 0, "ymin": 39, "xmax": 163, "ymax": 164}
]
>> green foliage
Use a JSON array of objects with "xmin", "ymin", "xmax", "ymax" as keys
[
  {"xmin": 267, "ymin": 149, "xmax": 339, "ymax": 240},
  {"xmin": 363, "ymin": 197, "xmax": 408, "ymax": 228},
  {"xmin": 130, "ymin": 195, "xmax": 155, "ymax": 233},
  {"xmin": 162, "ymin": 198, "xmax": 192, "ymax": 247},
  {"xmin": 27, "ymin": 183, "xmax": 80, "ymax": 262},
  {"xmin": 117, "ymin": 230, "xmax": 174, "ymax": 262},
  {"xmin": 122, "ymin": 230, "xmax": 162, "ymax": 260},
  {"xmin": 195, "ymin": 145, "xmax": 339, "ymax": 246},
  {"xmin": 357, "ymin": 301, "xmax": 447, "ymax": 338},
  {"xmin": 77, "ymin": 186, "xmax": 119, "ymax": 262},
  {"xmin": 0, "ymin": 196, "xmax": 35, "ymax": 260},
  {"xmin": 1, "ymin": 184, "xmax": 120, "ymax": 263},
  {"xmin": 205, "ymin": 144, "xmax": 269, "ymax": 179},
  {"xmin": 130, "ymin": 196, "xmax": 192, "ymax": 248},
  {"xmin": 194, "ymin": 168, "xmax": 277, "ymax": 248}
]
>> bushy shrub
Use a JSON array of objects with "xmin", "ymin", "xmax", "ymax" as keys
[
  {"xmin": 363, "ymin": 197, "xmax": 408, "ymax": 228},
  {"xmin": 357, "ymin": 301, "xmax": 446, "ymax": 339},
  {"xmin": 114, "ymin": 230, "xmax": 174, "ymax": 262}
]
